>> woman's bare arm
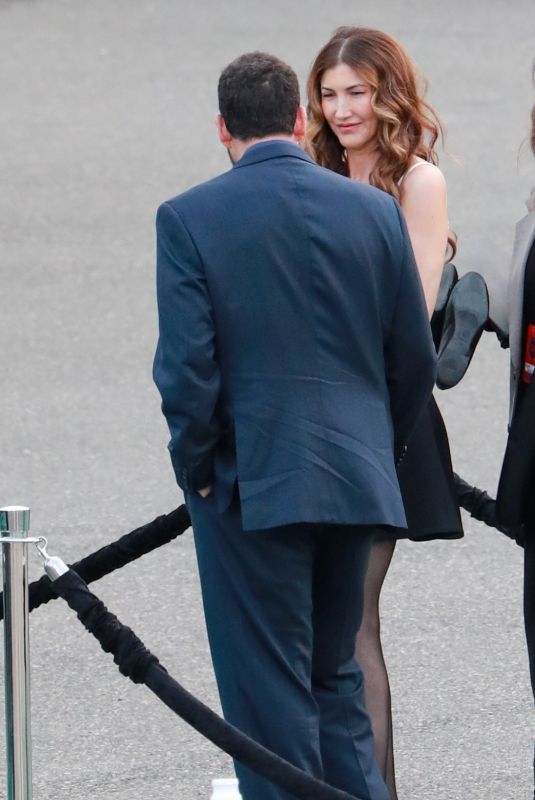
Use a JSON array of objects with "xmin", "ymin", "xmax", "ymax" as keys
[{"xmin": 399, "ymin": 163, "xmax": 449, "ymax": 318}]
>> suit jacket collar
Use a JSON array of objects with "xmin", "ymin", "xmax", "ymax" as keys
[
  {"xmin": 233, "ymin": 140, "xmax": 316, "ymax": 169},
  {"xmin": 510, "ymin": 208, "xmax": 535, "ymax": 369},
  {"xmin": 508, "ymin": 203, "xmax": 535, "ymax": 421}
]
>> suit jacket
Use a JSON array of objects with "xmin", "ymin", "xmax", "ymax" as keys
[
  {"xmin": 153, "ymin": 140, "xmax": 436, "ymax": 531},
  {"xmin": 496, "ymin": 198, "xmax": 535, "ymax": 526}
]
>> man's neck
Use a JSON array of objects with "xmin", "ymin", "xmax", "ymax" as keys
[{"xmin": 230, "ymin": 134, "xmax": 296, "ymax": 163}]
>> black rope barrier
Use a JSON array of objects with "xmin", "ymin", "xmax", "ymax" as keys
[
  {"xmin": 50, "ymin": 568, "xmax": 366, "ymax": 800},
  {"xmin": 0, "ymin": 482, "xmax": 520, "ymax": 798},
  {"xmin": 0, "ymin": 473, "xmax": 521, "ymax": 627},
  {"xmin": 0, "ymin": 505, "xmax": 191, "ymax": 622}
]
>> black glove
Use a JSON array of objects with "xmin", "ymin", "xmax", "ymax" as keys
[{"xmin": 453, "ymin": 472, "xmax": 525, "ymax": 547}]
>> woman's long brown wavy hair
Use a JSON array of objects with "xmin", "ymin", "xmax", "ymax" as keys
[
  {"xmin": 306, "ymin": 27, "xmax": 444, "ymax": 197},
  {"xmin": 306, "ymin": 26, "xmax": 455, "ymax": 256}
]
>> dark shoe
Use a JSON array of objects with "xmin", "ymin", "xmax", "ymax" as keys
[
  {"xmin": 436, "ymin": 271, "xmax": 489, "ymax": 389},
  {"xmin": 431, "ymin": 262, "xmax": 458, "ymax": 349}
]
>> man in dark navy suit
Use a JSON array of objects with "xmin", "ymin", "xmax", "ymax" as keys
[{"xmin": 153, "ymin": 52, "xmax": 436, "ymax": 800}]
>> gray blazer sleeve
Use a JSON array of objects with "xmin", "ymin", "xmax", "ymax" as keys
[
  {"xmin": 384, "ymin": 201, "xmax": 438, "ymax": 460},
  {"xmin": 152, "ymin": 201, "xmax": 222, "ymax": 492}
]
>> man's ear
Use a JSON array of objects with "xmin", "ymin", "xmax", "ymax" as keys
[
  {"xmin": 216, "ymin": 113, "xmax": 233, "ymax": 148},
  {"xmin": 293, "ymin": 106, "xmax": 307, "ymax": 142}
]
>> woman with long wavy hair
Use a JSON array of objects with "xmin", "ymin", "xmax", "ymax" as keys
[{"xmin": 306, "ymin": 27, "xmax": 463, "ymax": 798}]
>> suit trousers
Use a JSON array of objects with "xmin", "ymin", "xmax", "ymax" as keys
[{"xmin": 187, "ymin": 491, "xmax": 389, "ymax": 800}]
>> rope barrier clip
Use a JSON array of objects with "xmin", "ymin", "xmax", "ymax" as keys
[
  {"xmin": 35, "ymin": 537, "xmax": 69, "ymax": 582},
  {"xmin": 35, "ymin": 537, "xmax": 50, "ymax": 561}
]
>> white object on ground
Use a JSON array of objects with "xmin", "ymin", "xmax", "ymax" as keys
[{"xmin": 210, "ymin": 777, "xmax": 242, "ymax": 800}]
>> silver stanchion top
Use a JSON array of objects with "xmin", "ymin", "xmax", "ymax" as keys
[{"xmin": 0, "ymin": 507, "xmax": 30, "ymax": 534}]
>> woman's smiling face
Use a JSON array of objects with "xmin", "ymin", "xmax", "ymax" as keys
[{"xmin": 320, "ymin": 63, "xmax": 378, "ymax": 154}]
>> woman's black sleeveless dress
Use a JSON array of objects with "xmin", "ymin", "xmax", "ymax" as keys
[
  {"xmin": 394, "ymin": 395, "xmax": 463, "ymax": 540},
  {"xmin": 378, "ymin": 162, "xmax": 462, "ymax": 541}
]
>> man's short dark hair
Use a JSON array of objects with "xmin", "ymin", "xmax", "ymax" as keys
[{"xmin": 218, "ymin": 52, "xmax": 300, "ymax": 140}]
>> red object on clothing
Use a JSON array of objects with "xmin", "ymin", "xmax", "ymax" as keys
[{"xmin": 522, "ymin": 323, "xmax": 535, "ymax": 383}]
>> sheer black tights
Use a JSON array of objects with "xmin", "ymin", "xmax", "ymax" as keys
[{"xmin": 354, "ymin": 539, "xmax": 398, "ymax": 800}]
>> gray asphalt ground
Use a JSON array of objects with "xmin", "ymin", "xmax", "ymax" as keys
[{"xmin": 1, "ymin": 1, "xmax": 534, "ymax": 798}]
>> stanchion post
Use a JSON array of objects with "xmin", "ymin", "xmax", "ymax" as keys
[{"xmin": 1, "ymin": 506, "xmax": 32, "ymax": 800}]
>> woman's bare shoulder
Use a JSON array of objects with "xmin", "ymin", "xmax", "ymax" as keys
[{"xmin": 401, "ymin": 159, "xmax": 446, "ymax": 194}]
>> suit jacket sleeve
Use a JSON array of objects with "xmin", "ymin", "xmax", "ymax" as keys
[
  {"xmin": 153, "ymin": 201, "xmax": 221, "ymax": 492},
  {"xmin": 384, "ymin": 201, "xmax": 437, "ymax": 461}
]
